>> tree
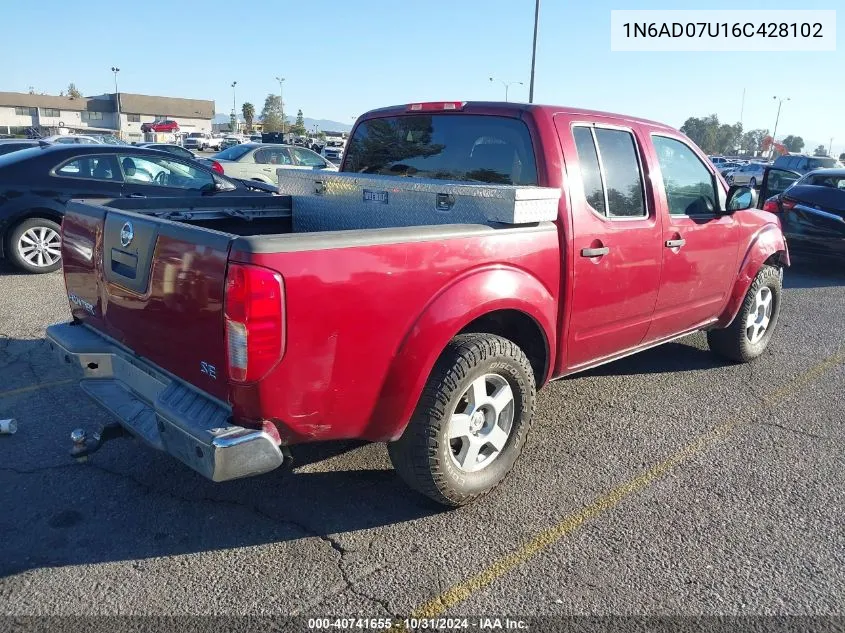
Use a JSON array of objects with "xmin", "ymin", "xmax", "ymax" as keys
[
  {"xmin": 679, "ymin": 114, "xmax": 741, "ymax": 155},
  {"xmin": 740, "ymin": 129, "xmax": 769, "ymax": 156},
  {"xmin": 241, "ymin": 102, "xmax": 255, "ymax": 132},
  {"xmin": 839, "ymin": 152, "xmax": 845, "ymax": 162},
  {"xmin": 290, "ymin": 109, "xmax": 306, "ymax": 136},
  {"xmin": 813, "ymin": 144, "xmax": 827, "ymax": 157},
  {"xmin": 66, "ymin": 83, "xmax": 82, "ymax": 99},
  {"xmin": 260, "ymin": 94, "xmax": 284, "ymax": 132},
  {"xmin": 781, "ymin": 135, "xmax": 804, "ymax": 153}
]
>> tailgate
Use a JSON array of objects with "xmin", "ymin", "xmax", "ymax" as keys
[{"xmin": 61, "ymin": 201, "xmax": 232, "ymax": 401}]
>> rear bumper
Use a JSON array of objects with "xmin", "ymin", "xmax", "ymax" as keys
[{"xmin": 46, "ymin": 322, "xmax": 284, "ymax": 482}]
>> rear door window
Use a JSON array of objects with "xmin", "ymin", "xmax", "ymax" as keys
[
  {"xmin": 343, "ymin": 114, "xmax": 538, "ymax": 185},
  {"xmin": 54, "ymin": 155, "xmax": 122, "ymax": 181},
  {"xmin": 571, "ymin": 126, "xmax": 646, "ymax": 218}
]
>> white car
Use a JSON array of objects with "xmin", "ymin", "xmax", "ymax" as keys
[
  {"xmin": 183, "ymin": 132, "xmax": 222, "ymax": 152},
  {"xmin": 321, "ymin": 138, "xmax": 346, "ymax": 163},
  {"xmin": 41, "ymin": 134, "xmax": 106, "ymax": 145},
  {"xmin": 209, "ymin": 143, "xmax": 337, "ymax": 184}
]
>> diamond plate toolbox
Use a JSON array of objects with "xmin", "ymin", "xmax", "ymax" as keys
[{"xmin": 277, "ymin": 169, "xmax": 561, "ymax": 232}]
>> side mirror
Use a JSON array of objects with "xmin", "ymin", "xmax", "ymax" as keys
[{"xmin": 725, "ymin": 185, "xmax": 758, "ymax": 212}]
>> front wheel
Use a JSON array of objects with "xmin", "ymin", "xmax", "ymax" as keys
[
  {"xmin": 707, "ymin": 265, "xmax": 782, "ymax": 363},
  {"xmin": 387, "ymin": 333, "xmax": 536, "ymax": 507},
  {"xmin": 7, "ymin": 217, "xmax": 62, "ymax": 273}
]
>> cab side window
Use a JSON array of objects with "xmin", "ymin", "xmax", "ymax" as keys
[{"xmin": 652, "ymin": 136, "xmax": 717, "ymax": 217}]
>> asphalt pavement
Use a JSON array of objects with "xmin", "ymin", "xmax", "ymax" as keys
[{"xmin": 1, "ymin": 260, "xmax": 843, "ymax": 624}]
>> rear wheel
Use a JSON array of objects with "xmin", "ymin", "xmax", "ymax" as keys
[
  {"xmin": 707, "ymin": 265, "xmax": 782, "ymax": 363},
  {"xmin": 7, "ymin": 217, "xmax": 62, "ymax": 274},
  {"xmin": 387, "ymin": 333, "xmax": 535, "ymax": 507}
]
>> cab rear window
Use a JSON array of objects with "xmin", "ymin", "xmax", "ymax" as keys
[{"xmin": 343, "ymin": 114, "xmax": 538, "ymax": 185}]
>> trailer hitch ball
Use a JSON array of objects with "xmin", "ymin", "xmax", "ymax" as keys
[{"xmin": 70, "ymin": 428, "xmax": 89, "ymax": 462}]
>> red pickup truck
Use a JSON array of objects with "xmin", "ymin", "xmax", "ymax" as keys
[{"xmin": 47, "ymin": 101, "xmax": 787, "ymax": 506}]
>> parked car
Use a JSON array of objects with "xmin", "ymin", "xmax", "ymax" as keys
[
  {"xmin": 135, "ymin": 142, "xmax": 196, "ymax": 161},
  {"xmin": 708, "ymin": 155, "xmax": 729, "ymax": 165},
  {"xmin": 321, "ymin": 138, "xmax": 345, "ymax": 163},
  {"xmin": 220, "ymin": 136, "xmax": 246, "ymax": 150},
  {"xmin": 0, "ymin": 144, "xmax": 278, "ymax": 273},
  {"xmin": 141, "ymin": 119, "xmax": 180, "ymax": 133},
  {"xmin": 772, "ymin": 154, "xmax": 841, "ymax": 175},
  {"xmin": 0, "ymin": 139, "xmax": 42, "ymax": 156},
  {"xmin": 728, "ymin": 162, "xmax": 767, "ymax": 187},
  {"xmin": 761, "ymin": 167, "xmax": 845, "ymax": 261},
  {"xmin": 206, "ymin": 143, "xmax": 337, "ymax": 184},
  {"xmin": 47, "ymin": 101, "xmax": 787, "ymax": 507},
  {"xmin": 41, "ymin": 134, "xmax": 104, "ymax": 145},
  {"xmin": 249, "ymin": 134, "xmax": 262, "ymax": 143},
  {"xmin": 183, "ymin": 132, "xmax": 221, "ymax": 152},
  {"xmin": 717, "ymin": 161, "xmax": 743, "ymax": 178}
]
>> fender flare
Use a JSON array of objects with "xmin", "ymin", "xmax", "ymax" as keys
[
  {"xmin": 366, "ymin": 266, "xmax": 557, "ymax": 441},
  {"xmin": 717, "ymin": 223, "xmax": 789, "ymax": 328}
]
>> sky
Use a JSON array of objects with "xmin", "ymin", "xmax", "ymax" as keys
[{"xmin": 3, "ymin": 0, "xmax": 842, "ymax": 154}]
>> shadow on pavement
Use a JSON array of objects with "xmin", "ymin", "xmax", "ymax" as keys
[
  {"xmin": 0, "ymin": 337, "xmax": 445, "ymax": 578},
  {"xmin": 578, "ymin": 340, "xmax": 721, "ymax": 378}
]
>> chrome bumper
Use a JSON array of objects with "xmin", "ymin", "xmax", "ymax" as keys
[{"xmin": 45, "ymin": 322, "xmax": 284, "ymax": 482}]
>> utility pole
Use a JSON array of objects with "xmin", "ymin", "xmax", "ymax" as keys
[
  {"xmin": 111, "ymin": 66, "xmax": 120, "ymax": 139},
  {"xmin": 275, "ymin": 76, "xmax": 286, "ymax": 136},
  {"xmin": 489, "ymin": 77, "xmax": 523, "ymax": 102},
  {"xmin": 231, "ymin": 81, "xmax": 237, "ymax": 131},
  {"xmin": 770, "ymin": 95, "xmax": 789, "ymax": 158},
  {"xmin": 829, "ymin": 137, "xmax": 834, "ymax": 156},
  {"xmin": 528, "ymin": 0, "xmax": 540, "ymax": 103},
  {"xmin": 739, "ymin": 87, "xmax": 745, "ymax": 130}
]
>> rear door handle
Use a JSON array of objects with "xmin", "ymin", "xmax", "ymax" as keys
[
  {"xmin": 665, "ymin": 239, "xmax": 686, "ymax": 248},
  {"xmin": 581, "ymin": 247, "xmax": 610, "ymax": 257}
]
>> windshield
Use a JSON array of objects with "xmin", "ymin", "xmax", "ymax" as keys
[
  {"xmin": 188, "ymin": 133, "xmax": 204, "ymax": 138},
  {"xmin": 213, "ymin": 144, "xmax": 253, "ymax": 161},
  {"xmin": 343, "ymin": 114, "xmax": 538, "ymax": 185}
]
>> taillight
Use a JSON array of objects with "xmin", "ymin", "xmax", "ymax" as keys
[
  {"xmin": 210, "ymin": 160, "xmax": 224, "ymax": 174},
  {"xmin": 407, "ymin": 101, "xmax": 466, "ymax": 112},
  {"xmin": 224, "ymin": 263, "xmax": 285, "ymax": 383},
  {"xmin": 762, "ymin": 197, "xmax": 780, "ymax": 213},
  {"xmin": 781, "ymin": 198, "xmax": 797, "ymax": 211}
]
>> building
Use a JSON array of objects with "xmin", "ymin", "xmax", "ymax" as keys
[{"xmin": 0, "ymin": 91, "xmax": 215, "ymax": 142}]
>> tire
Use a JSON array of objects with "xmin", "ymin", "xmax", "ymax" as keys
[
  {"xmin": 387, "ymin": 333, "xmax": 536, "ymax": 507},
  {"xmin": 750, "ymin": 177, "xmax": 757, "ymax": 188},
  {"xmin": 6, "ymin": 217, "xmax": 62, "ymax": 274},
  {"xmin": 707, "ymin": 265, "xmax": 782, "ymax": 363}
]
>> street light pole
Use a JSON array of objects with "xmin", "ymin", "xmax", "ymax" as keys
[
  {"xmin": 111, "ymin": 66, "xmax": 120, "ymax": 139},
  {"xmin": 770, "ymin": 95, "xmax": 789, "ymax": 158},
  {"xmin": 528, "ymin": 0, "xmax": 540, "ymax": 103},
  {"xmin": 489, "ymin": 77, "xmax": 523, "ymax": 102},
  {"xmin": 275, "ymin": 76, "xmax": 286, "ymax": 137},
  {"xmin": 829, "ymin": 137, "xmax": 834, "ymax": 156}
]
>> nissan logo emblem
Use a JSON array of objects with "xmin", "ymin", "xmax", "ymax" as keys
[{"xmin": 120, "ymin": 221, "xmax": 134, "ymax": 247}]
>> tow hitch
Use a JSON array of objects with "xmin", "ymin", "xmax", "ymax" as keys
[{"xmin": 70, "ymin": 423, "xmax": 128, "ymax": 462}]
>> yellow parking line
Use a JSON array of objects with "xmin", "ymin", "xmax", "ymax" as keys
[
  {"xmin": 0, "ymin": 379, "xmax": 74, "ymax": 399},
  {"xmin": 411, "ymin": 351, "xmax": 845, "ymax": 618}
]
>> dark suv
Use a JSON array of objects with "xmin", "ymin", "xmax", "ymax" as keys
[{"xmin": 773, "ymin": 154, "xmax": 841, "ymax": 175}]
